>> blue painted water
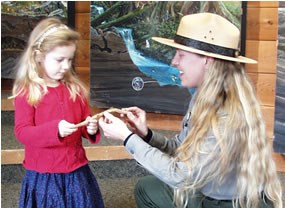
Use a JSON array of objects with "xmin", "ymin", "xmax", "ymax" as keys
[{"xmin": 115, "ymin": 27, "xmax": 181, "ymax": 86}]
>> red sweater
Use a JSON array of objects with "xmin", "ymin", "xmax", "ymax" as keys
[{"xmin": 14, "ymin": 83, "xmax": 100, "ymax": 173}]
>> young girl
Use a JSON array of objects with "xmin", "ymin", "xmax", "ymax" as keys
[
  {"xmin": 10, "ymin": 17, "xmax": 104, "ymax": 208},
  {"xmin": 98, "ymin": 13, "xmax": 282, "ymax": 208}
]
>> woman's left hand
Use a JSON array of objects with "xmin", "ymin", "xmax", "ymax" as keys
[
  {"xmin": 86, "ymin": 116, "xmax": 99, "ymax": 135},
  {"xmin": 99, "ymin": 112, "xmax": 132, "ymax": 141}
]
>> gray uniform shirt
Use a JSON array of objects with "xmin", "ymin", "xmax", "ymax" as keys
[{"xmin": 125, "ymin": 98, "xmax": 238, "ymax": 200}]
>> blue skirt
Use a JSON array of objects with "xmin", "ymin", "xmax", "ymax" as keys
[{"xmin": 19, "ymin": 165, "xmax": 104, "ymax": 208}]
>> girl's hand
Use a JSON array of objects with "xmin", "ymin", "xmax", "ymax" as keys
[
  {"xmin": 99, "ymin": 112, "xmax": 132, "ymax": 141},
  {"xmin": 58, "ymin": 120, "xmax": 78, "ymax": 137},
  {"xmin": 86, "ymin": 116, "xmax": 99, "ymax": 135}
]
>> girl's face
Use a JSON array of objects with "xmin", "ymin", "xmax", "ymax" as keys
[
  {"xmin": 40, "ymin": 44, "xmax": 76, "ymax": 87},
  {"xmin": 171, "ymin": 49, "xmax": 207, "ymax": 88}
]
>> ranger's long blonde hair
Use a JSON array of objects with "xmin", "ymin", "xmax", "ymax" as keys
[
  {"xmin": 10, "ymin": 17, "xmax": 88, "ymax": 105},
  {"xmin": 174, "ymin": 60, "xmax": 282, "ymax": 208}
]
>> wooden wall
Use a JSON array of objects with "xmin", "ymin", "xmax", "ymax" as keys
[
  {"xmin": 246, "ymin": 1, "xmax": 278, "ymax": 138},
  {"xmin": 1, "ymin": 1, "xmax": 284, "ymax": 171},
  {"xmin": 245, "ymin": 2, "xmax": 285, "ymax": 171}
]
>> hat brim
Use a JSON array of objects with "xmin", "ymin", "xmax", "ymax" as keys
[{"xmin": 152, "ymin": 37, "xmax": 257, "ymax": 64}]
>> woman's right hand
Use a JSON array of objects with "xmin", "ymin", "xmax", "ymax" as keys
[{"xmin": 122, "ymin": 107, "xmax": 148, "ymax": 138}]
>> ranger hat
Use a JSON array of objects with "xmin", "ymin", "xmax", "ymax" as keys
[{"xmin": 152, "ymin": 12, "xmax": 257, "ymax": 64}]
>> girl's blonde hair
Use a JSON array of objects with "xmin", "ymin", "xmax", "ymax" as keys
[
  {"xmin": 174, "ymin": 60, "xmax": 282, "ymax": 208},
  {"xmin": 10, "ymin": 17, "xmax": 88, "ymax": 105}
]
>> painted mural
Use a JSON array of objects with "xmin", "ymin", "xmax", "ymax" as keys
[
  {"xmin": 90, "ymin": 1, "xmax": 243, "ymax": 115},
  {"xmin": 273, "ymin": 3, "xmax": 285, "ymax": 154}
]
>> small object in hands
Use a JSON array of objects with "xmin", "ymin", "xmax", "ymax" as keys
[{"xmin": 74, "ymin": 108, "xmax": 127, "ymax": 128}]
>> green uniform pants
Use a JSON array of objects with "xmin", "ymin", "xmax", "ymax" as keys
[{"xmin": 134, "ymin": 176, "xmax": 273, "ymax": 208}]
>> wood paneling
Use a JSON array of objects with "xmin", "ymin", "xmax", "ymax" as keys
[
  {"xmin": 247, "ymin": 1, "xmax": 279, "ymax": 8},
  {"xmin": 245, "ymin": 40, "xmax": 277, "ymax": 74},
  {"xmin": 246, "ymin": 8, "xmax": 278, "ymax": 40},
  {"xmin": 75, "ymin": 13, "xmax": 90, "ymax": 40},
  {"xmin": 76, "ymin": 67, "xmax": 90, "ymax": 85},
  {"xmin": 248, "ymin": 73, "xmax": 276, "ymax": 107},
  {"xmin": 75, "ymin": 1, "xmax": 90, "ymax": 13},
  {"xmin": 75, "ymin": 40, "xmax": 90, "ymax": 67}
]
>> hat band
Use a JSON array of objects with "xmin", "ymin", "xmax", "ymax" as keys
[{"xmin": 174, "ymin": 35, "xmax": 239, "ymax": 57}]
